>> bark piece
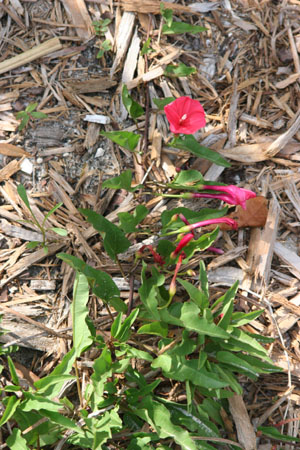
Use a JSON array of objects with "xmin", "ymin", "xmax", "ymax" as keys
[
  {"xmin": 61, "ymin": 0, "xmax": 92, "ymax": 39},
  {"xmin": 228, "ymin": 395, "xmax": 257, "ymax": 450}
]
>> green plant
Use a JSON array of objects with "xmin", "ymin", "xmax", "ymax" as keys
[
  {"xmin": 92, "ymin": 18, "xmax": 112, "ymax": 59},
  {"xmin": 16, "ymin": 102, "xmax": 48, "ymax": 131},
  {"xmin": 17, "ymin": 184, "xmax": 67, "ymax": 254},
  {"xmin": 2, "ymin": 169, "xmax": 283, "ymax": 448}
]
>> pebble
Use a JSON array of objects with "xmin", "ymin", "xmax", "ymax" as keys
[
  {"xmin": 36, "ymin": 157, "xmax": 43, "ymax": 164},
  {"xmin": 20, "ymin": 158, "xmax": 33, "ymax": 175}
]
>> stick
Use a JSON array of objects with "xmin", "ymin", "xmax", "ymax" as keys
[{"xmin": 0, "ymin": 37, "xmax": 62, "ymax": 75}]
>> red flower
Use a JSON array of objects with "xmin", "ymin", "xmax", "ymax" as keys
[
  {"xmin": 171, "ymin": 232, "xmax": 194, "ymax": 258},
  {"xmin": 164, "ymin": 97, "xmax": 206, "ymax": 134}
]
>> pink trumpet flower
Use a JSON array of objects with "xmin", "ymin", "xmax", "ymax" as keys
[
  {"xmin": 189, "ymin": 185, "xmax": 256, "ymax": 210},
  {"xmin": 172, "ymin": 217, "xmax": 238, "ymax": 236},
  {"xmin": 171, "ymin": 232, "xmax": 194, "ymax": 259},
  {"xmin": 164, "ymin": 96, "xmax": 206, "ymax": 134}
]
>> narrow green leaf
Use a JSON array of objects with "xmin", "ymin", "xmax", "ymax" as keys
[
  {"xmin": 164, "ymin": 63, "xmax": 196, "ymax": 77},
  {"xmin": 163, "ymin": 22, "xmax": 207, "ymax": 35},
  {"xmin": 141, "ymin": 37, "xmax": 154, "ymax": 56},
  {"xmin": 236, "ymin": 354, "xmax": 281, "ymax": 374},
  {"xmin": 0, "ymin": 395, "xmax": 21, "ymax": 427},
  {"xmin": 137, "ymin": 321, "xmax": 168, "ymax": 337},
  {"xmin": 16, "ymin": 111, "xmax": 27, "ymax": 119},
  {"xmin": 122, "ymin": 84, "xmax": 144, "ymax": 119},
  {"xmin": 113, "ymin": 309, "xmax": 139, "ymax": 343},
  {"xmin": 258, "ymin": 426, "xmax": 300, "ymax": 443},
  {"xmin": 78, "ymin": 209, "xmax": 131, "ymax": 260},
  {"xmin": 72, "ymin": 273, "xmax": 94, "ymax": 357},
  {"xmin": 50, "ymin": 227, "xmax": 68, "ymax": 236},
  {"xmin": 31, "ymin": 111, "xmax": 48, "ymax": 119},
  {"xmin": 18, "ymin": 115, "xmax": 30, "ymax": 131},
  {"xmin": 101, "ymin": 130, "xmax": 140, "ymax": 152},
  {"xmin": 17, "ymin": 184, "xmax": 32, "ymax": 211},
  {"xmin": 7, "ymin": 356, "xmax": 19, "ymax": 386},
  {"xmin": 160, "ymin": 3, "xmax": 173, "ymax": 27},
  {"xmin": 171, "ymin": 135, "xmax": 230, "ymax": 167},
  {"xmin": 34, "ymin": 347, "xmax": 76, "ymax": 397},
  {"xmin": 25, "ymin": 102, "xmax": 37, "ymax": 113},
  {"xmin": 43, "ymin": 202, "xmax": 63, "ymax": 224},
  {"xmin": 217, "ymin": 351, "xmax": 259, "ymax": 379},
  {"xmin": 153, "ymin": 97, "xmax": 175, "ymax": 110},
  {"xmin": 231, "ymin": 309, "xmax": 264, "ymax": 327}
]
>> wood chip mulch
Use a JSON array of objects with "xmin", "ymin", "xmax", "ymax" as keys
[{"xmin": 0, "ymin": 0, "xmax": 300, "ymax": 443}]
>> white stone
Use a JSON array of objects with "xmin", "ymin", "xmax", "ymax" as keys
[
  {"xmin": 95, "ymin": 147, "xmax": 105, "ymax": 158},
  {"xmin": 20, "ymin": 158, "xmax": 33, "ymax": 174}
]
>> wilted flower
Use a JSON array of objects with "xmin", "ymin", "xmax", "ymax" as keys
[
  {"xmin": 136, "ymin": 245, "xmax": 165, "ymax": 266},
  {"xmin": 164, "ymin": 96, "xmax": 206, "ymax": 134}
]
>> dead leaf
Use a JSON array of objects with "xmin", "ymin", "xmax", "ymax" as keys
[
  {"xmin": 205, "ymin": 196, "xmax": 268, "ymax": 230},
  {"xmin": 0, "ymin": 143, "xmax": 31, "ymax": 157}
]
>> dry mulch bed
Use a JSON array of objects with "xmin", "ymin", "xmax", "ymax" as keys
[{"xmin": 0, "ymin": 0, "xmax": 300, "ymax": 446}]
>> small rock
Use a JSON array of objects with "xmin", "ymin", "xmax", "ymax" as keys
[{"xmin": 20, "ymin": 158, "xmax": 33, "ymax": 175}]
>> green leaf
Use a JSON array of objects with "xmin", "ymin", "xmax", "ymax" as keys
[
  {"xmin": 181, "ymin": 228, "xmax": 220, "ymax": 261},
  {"xmin": 6, "ymin": 428, "xmax": 30, "ymax": 450},
  {"xmin": 18, "ymin": 115, "xmax": 30, "ymax": 131},
  {"xmin": 218, "ymin": 281, "xmax": 239, "ymax": 331},
  {"xmin": 137, "ymin": 321, "xmax": 168, "ymax": 337},
  {"xmin": 16, "ymin": 111, "xmax": 27, "ymax": 119},
  {"xmin": 122, "ymin": 84, "xmax": 144, "ymax": 119},
  {"xmin": 102, "ymin": 169, "xmax": 137, "ymax": 192},
  {"xmin": 258, "ymin": 426, "xmax": 300, "ymax": 443},
  {"xmin": 179, "ymin": 302, "xmax": 229, "ymax": 338},
  {"xmin": 163, "ymin": 22, "xmax": 207, "ymax": 35},
  {"xmin": 153, "ymin": 97, "xmax": 175, "ymax": 110},
  {"xmin": 118, "ymin": 205, "xmax": 148, "ymax": 233},
  {"xmin": 20, "ymin": 392, "xmax": 62, "ymax": 413},
  {"xmin": 7, "ymin": 356, "xmax": 19, "ymax": 386},
  {"xmin": 31, "ymin": 111, "xmax": 48, "ymax": 119},
  {"xmin": 101, "ymin": 130, "xmax": 140, "ymax": 152},
  {"xmin": 160, "ymin": 3, "xmax": 173, "ymax": 27},
  {"xmin": 164, "ymin": 63, "xmax": 196, "ymax": 77},
  {"xmin": 34, "ymin": 347, "xmax": 76, "ymax": 397},
  {"xmin": 231, "ymin": 309, "xmax": 264, "ymax": 327},
  {"xmin": 171, "ymin": 135, "xmax": 230, "ymax": 167},
  {"xmin": 139, "ymin": 263, "xmax": 162, "ymax": 321},
  {"xmin": 25, "ymin": 102, "xmax": 38, "ymax": 113},
  {"xmin": 167, "ymin": 168, "xmax": 204, "ymax": 190},
  {"xmin": 199, "ymin": 260, "xmax": 209, "ymax": 300},
  {"xmin": 90, "ymin": 346, "xmax": 112, "ymax": 405},
  {"xmin": 0, "ymin": 395, "xmax": 21, "ymax": 427},
  {"xmin": 43, "ymin": 202, "xmax": 63, "ymax": 224},
  {"xmin": 111, "ymin": 309, "xmax": 139, "ymax": 343},
  {"xmin": 141, "ymin": 37, "xmax": 154, "ymax": 56},
  {"xmin": 72, "ymin": 273, "xmax": 94, "ymax": 357},
  {"xmin": 236, "ymin": 354, "xmax": 281, "ymax": 374},
  {"xmin": 227, "ymin": 328, "xmax": 271, "ymax": 361},
  {"xmin": 17, "ymin": 184, "xmax": 32, "ymax": 212},
  {"xmin": 78, "ymin": 209, "xmax": 131, "ymax": 260},
  {"xmin": 217, "ymin": 351, "xmax": 259, "ymax": 379},
  {"xmin": 177, "ymin": 278, "xmax": 208, "ymax": 310},
  {"xmin": 57, "ymin": 253, "xmax": 121, "ymax": 303},
  {"xmin": 50, "ymin": 227, "xmax": 68, "ymax": 236}
]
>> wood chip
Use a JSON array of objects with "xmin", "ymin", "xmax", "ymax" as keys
[
  {"xmin": 0, "ymin": 37, "xmax": 62, "ymax": 75},
  {"xmin": 60, "ymin": 0, "xmax": 92, "ymax": 39},
  {"xmin": 274, "ymin": 241, "xmax": 300, "ymax": 280},
  {"xmin": 228, "ymin": 394, "xmax": 257, "ymax": 450}
]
